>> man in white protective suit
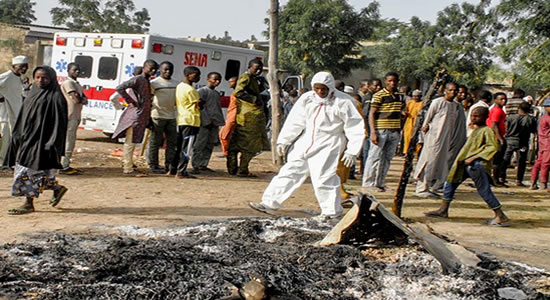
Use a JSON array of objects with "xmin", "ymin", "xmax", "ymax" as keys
[{"xmin": 248, "ymin": 72, "xmax": 365, "ymax": 218}]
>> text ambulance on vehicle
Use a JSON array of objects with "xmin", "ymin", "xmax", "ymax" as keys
[{"xmin": 51, "ymin": 32, "xmax": 264, "ymax": 135}]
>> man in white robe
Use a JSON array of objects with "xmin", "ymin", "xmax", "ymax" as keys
[
  {"xmin": 0, "ymin": 56, "xmax": 29, "ymax": 165},
  {"xmin": 414, "ymin": 82, "xmax": 461, "ymax": 197},
  {"xmin": 466, "ymin": 90, "xmax": 493, "ymax": 136}
]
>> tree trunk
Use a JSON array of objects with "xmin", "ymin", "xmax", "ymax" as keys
[
  {"xmin": 536, "ymin": 89, "xmax": 550, "ymax": 106},
  {"xmin": 268, "ymin": 0, "xmax": 283, "ymax": 165},
  {"xmin": 392, "ymin": 70, "xmax": 450, "ymax": 217}
]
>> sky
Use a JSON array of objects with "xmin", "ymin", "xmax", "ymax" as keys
[{"xmin": 35, "ymin": 0, "xmax": 488, "ymax": 41}]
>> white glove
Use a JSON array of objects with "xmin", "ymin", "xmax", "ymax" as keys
[
  {"xmin": 276, "ymin": 144, "xmax": 288, "ymax": 157},
  {"xmin": 341, "ymin": 153, "xmax": 356, "ymax": 168}
]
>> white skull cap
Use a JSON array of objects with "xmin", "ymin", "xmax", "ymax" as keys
[{"xmin": 12, "ymin": 56, "xmax": 29, "ymax": 65}]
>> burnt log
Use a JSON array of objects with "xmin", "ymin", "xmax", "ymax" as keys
[{"xmin": 321, "ymin": 193, "xmax": 464, "ymax": 274}]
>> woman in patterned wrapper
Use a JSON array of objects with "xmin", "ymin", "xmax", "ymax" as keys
[{"xmin": 4, "ymin": 66, "xmax": 68, "ymax": 215}]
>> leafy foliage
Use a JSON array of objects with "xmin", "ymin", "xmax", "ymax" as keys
[
  {"xmin": 0, "ymin": 0, "xmax": 36, "ymax": 25},
  {"xmin": 50, "ymin": 0, "xmax": 150, "ymax": 33},
  {"xmin": 273, "ymin": 0, "xmax": 380, "ymax": 78},
  {"xmin": 205, "ymin": 31, "xmax": 236, "ymax": 43},
  {"xmin": 496, "ymin": 0, "xmax": 550, "ymax": 90},
  {"xmin": 371, "ymin": 1, "xmax": 496, "ymax": 89}
]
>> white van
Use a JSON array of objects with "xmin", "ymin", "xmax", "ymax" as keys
[{"xmin": 51, "ymin": 32, "xmax": 264, "ymax": 134}]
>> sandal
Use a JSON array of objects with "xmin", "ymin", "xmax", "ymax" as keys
[
  {"xmin": 175, "ymin": 174, "xmax": 197, "ymax": 179},
  {"xmin": 51, "ymin": 186, "xmax": 68, "ymax": 207},
  {"xmin": 484, "ymin": 218, "xmax": 510, "ymax": 227},
  {"xmin": 59, "ymin": 167, "xmax": 81, "ymax": 175},
  {"xmin": 123, "ymin": 170, "xmax": 147, "ymax": 177},
  {"xmin": 424, "ymin": 211, "xmax": 448, "ymax": 219},
  {"xmin": 237, "ymin": 172, "xmax": 257, "ymax": 178},
  {"xmin": 342, "ymin": 199, "xmax": 355, "ymax": 208},
  {"xmin": 8, "ymin": 207, "xmax": 35, "ymax": 215}
]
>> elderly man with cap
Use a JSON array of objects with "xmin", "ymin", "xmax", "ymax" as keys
[
  {"xmin": 0, "ymin": 55, "xmax": 29, "ymax": 166},
  {"xmin": 248, "ymin": 71, "xmax": 365, "ymax": 219}
]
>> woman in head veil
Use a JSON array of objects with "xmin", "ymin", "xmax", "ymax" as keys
[{"xmin": 4, "ymin": 66, "xmax": 68, "ymax": 215}]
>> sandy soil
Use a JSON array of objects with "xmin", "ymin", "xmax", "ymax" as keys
[{"xmin": 1, "ymin": 130, "xmax": 549, "ymax": 271}]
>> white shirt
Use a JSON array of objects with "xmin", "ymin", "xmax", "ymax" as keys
[
  {"xmin": 0, "ymin": 70, "xmax": 23, "ymax": 125},
  {"xmin": 466, "ymin": 100, "xmax": 489, "ymax": 136}
]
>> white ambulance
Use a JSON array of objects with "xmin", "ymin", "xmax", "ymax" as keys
[{"xmin": 51, "ymin": 32, "xmax": 264, "ymax": 135}]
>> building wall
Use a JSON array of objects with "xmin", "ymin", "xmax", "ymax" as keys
[
  {"xmin": 0, "ymin": 23, "xmax": 56, "ymax": 80},
  {"xmin": 0, "ymin": 24, "xmax": 36, "ymax": 75}
]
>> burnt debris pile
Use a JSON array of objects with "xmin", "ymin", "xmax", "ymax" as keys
[{"xmin": 0, "ymin": 218, "xmax": 547, "ymax": 299}]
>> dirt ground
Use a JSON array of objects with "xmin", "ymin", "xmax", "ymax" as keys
[{"xmin": 1, "ymin": 130, "xmax": 549, "ymax": 271}]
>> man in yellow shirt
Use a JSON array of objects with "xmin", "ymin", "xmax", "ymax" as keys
[{"xmin": 168, "ymin": 66, "xmax": 202, "ymax": 178}]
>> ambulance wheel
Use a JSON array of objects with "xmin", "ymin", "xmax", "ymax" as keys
[{"xmin": 103, "ymin": 132, "xmax": 113, "ymax": 138}]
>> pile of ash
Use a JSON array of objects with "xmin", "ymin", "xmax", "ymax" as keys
[{"xmin": 0, "ymin": 218, "xmax": 547, "ymax": 299}]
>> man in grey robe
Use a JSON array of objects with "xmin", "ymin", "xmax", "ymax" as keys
[
  {"xmin": 446, "ymin": 85, "xmax": 468, "ymax": 176},
  {"xmin": 414, "ymin": 82, "xmax": 461, "ymax": 197}
]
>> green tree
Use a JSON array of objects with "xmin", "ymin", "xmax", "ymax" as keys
[
  {"xmin": 372, "ymin": 1, "xmax": 496, "ymax": 89},
  {"xmin": 0, "ymin": 0, "xmax": 36, "ymax": 25},
  {"xmin": 50, "ymin": 0, "xmax": 150, "ymax": 33},
  {"xmin": 496, "ymin": 0, "xmax": 550, "ymax": 91},
  {"xmin": 272, "ymin": 0, "xmax": 380, "ymax": 78},
  {"xmin": 369, "ymin": 17, "xmax": 436, "ymax": 85}
]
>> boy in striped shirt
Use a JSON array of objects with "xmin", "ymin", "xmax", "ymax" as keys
[{"xmin": 362, "ymin": 72, "xmax": 404, "ymax": 191}]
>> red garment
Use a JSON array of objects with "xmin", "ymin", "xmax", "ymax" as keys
[
  {"xmin": 487, "ymin": 106, "xmax": 506, "ymax": 137},
  {"xmin": 219, "ymin": 94, "xmax": 237, "ymax": 156},
  {"xmin": 537, "ymin": 114, "xmax": 550, "ymax": 151},
  {"xmin": 532, "ymin": 114, "xmax": 550, "ymax": 183},
  {"xmin": 531, "ymin": 150, "xmax": 550, "ymax": 184}
]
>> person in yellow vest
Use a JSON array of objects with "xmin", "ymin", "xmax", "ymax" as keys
[{"xmin": 168, "ymin": 66, "xmax": 202, "ymax": 178}]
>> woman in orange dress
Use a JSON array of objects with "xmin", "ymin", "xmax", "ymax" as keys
[
  {"xmin": 218, "ymin": 77, "xmax": 238, "ymax": 156},
  {"xmin": 402, "ymin": 89, "xmax": 423, "ymax": 154}
]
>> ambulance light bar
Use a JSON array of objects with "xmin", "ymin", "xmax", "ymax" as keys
[
  {"xmin": 212, "ymin": 50, "xmax": 222, "ymax": 60},
  {"xmin": 56, "ymin": 37, "xmax": 67, "ymax": 46},
  {"xmin": 74, "ymin": 38, "xmax": 85, "ymax": 47},
  {"xmin": 163, "ymin": 45, "xmax": 174, "ymax": 55},
  {"xmin": 132, "ymin": 39, "xmax": 144, "ymax": 49},
  {"xmin": 111, "ymin": 39, "xmax": 123, "ymax": 48},
  {"xmin": 152, "ymin": 43, "xmax": 162, "ymax": 53},
  {"xmin": 93, "ymin": 38, "xmax": 103, "ymax": 47}
]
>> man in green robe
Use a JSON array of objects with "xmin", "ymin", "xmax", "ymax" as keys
[
  {"xmin": 227, "ymin": 59, "xmax": 268, "ymax": 176},
  {"xmin": 425, "ymin": 106, "xmax": 509, "ymax": 226}
]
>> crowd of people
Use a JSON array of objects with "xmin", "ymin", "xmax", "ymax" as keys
[
  {"xmin": 251, "ymin": 71, "xmax": 550, "ymax": 225},
  {"xmin": 1, "ymin": 54, "xmax": 549, "ymax": 224},
  {"xmin": 0, "ymin": 56, "xmax": 270, "ymax": 214}
]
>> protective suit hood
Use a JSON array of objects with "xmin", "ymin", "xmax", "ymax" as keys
[{"xmin": 311, "ymin": 72, "xmax": 335, "ymax": 104}]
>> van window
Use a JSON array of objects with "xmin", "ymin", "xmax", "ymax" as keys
[
  {"xmin": 98, "ymin": 56, "xmax": 119, "ymax": 80},
  {"xmin": 74, "ymin": 55, "xmax": 92, "ymax": 78},
  {"xmin": 225, "ymin": 59, "xmax": 241, "ymax": 81},
  {"xmin": 283, "ymin": 77, "xmax": 299, "ymax": 91}
]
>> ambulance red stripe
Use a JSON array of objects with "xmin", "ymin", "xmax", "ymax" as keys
[{"xmin": 83, "ymin": 87, "xmax": 231, "ymax": 108}]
